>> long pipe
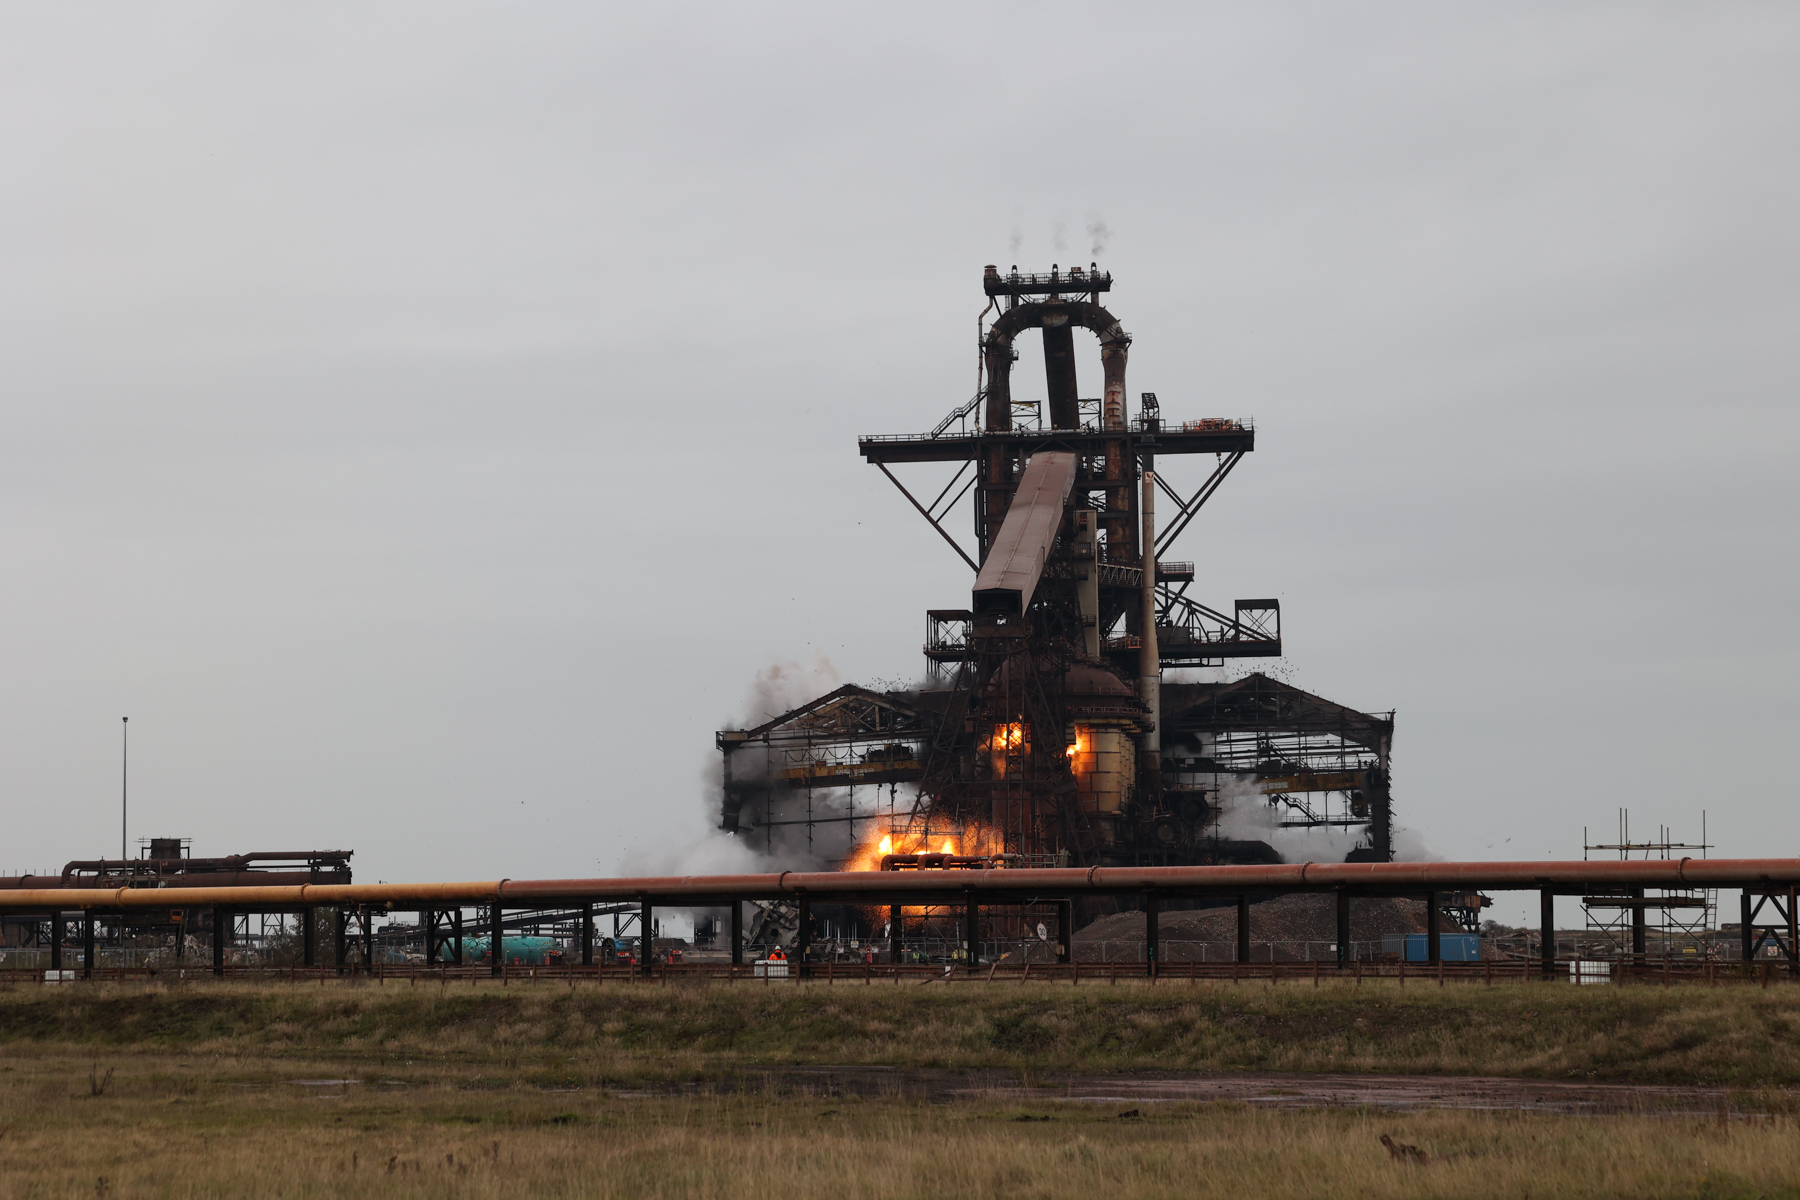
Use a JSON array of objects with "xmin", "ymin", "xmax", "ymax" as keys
[
  {"xmin": 2, "ymin": 859, "xmax": 1799, "ymax": 911},
  {"xmin": 2, "ymin": 871, "xmax": 352, "ymax": 892},
  {"xmin": 1138, "ymin": 467, "xmax": 1160, "ymax": 766},
  {"xmin": 57, "ymin": 851, "xmax": 353, "ymax": 880}
]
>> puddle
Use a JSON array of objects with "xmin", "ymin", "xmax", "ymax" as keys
[{"xmin": 600, "ymin": 1068, "xmax": 1787, "ymax": 1116}]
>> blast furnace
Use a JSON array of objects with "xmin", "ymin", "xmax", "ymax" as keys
[{"xmin": 718, "ymin": 266, "xmax": 1395, "ymax": 868}]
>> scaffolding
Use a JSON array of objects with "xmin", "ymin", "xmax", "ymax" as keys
[{"xmin": 1581, "ymin": 809, "xmax": 1716, "ymax": 959}]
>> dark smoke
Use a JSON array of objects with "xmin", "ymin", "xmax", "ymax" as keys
[{"xmin": 1087, "ymin": 217, "xmax": 1111, "ymax": 258}]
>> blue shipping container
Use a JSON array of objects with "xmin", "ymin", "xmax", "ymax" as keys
[{"xmin": 1380, "ymin": 933, "xmax": 1480, "ymax": 962}]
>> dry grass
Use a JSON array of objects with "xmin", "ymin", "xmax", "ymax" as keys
[
  {"xmin": 3, "ymin": 976, "xmax": 1800, "ymax": 1087},
  {"xmin": 0, "ymin": 1051, "xmax": 1796, "ymax": 1200}
]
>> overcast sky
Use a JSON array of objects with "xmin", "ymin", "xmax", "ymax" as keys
[{"xmin": 1, "ymin": 6, "xmax": 1794, "ymax": 924}]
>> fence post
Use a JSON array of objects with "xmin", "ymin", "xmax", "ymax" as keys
[
  {"xmin": 1336, "ymin": 891, "xmax": 1350, "ymax": 969},
  {"xmin": 1144, "ymin": 893, "xmax": 1158, "ymax": 979},
  {"xmin": 964, "ymin": 894, "xmax": 979, "ymax": 970}
]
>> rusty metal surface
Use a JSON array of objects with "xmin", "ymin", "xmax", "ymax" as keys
[
  {"xmin": 972, "ymin": 451, "xmax": 1077, "ymax": 616},
  {"xmin": 2, "ymin": 859, "xmax": 1799, "ymax": 912}
]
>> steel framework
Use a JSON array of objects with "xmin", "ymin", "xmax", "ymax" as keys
[{"xmin": 719, "ymin": 265, "xmax": 1397, "ymax": 868}]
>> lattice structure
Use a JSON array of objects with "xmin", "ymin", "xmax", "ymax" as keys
[
  {"xmin": 718, "ymin": 266, "xmax": 1400, "ymax": 868},
  {"xmin": 1581, "ymin": 809, "xmax": 1716, "ymax": 958}
]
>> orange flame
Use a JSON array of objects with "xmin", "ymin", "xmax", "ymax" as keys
[{"xmin": 843, "ymin": 822, "xmax": 998, "ymax": 872}]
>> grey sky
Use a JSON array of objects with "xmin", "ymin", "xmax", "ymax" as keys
[{"xmin": 2, "ymin": 6, "xmax": 1795, "ymax": 924}]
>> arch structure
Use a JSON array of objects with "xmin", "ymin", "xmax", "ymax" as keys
[{"xmin": 977, "ymin": 265, "xmax": 1138, "ymax": 562}]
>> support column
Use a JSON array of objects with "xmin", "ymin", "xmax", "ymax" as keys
[
  {"xmin": 451, "ymin": 910, "xmax": 463, "ymax": 966},
  {"xmin": 361, "ymin": 907, "xmax": 374, "ymax": 974},
  {"xmin": 212, "ymin": 905, "xmax": 226, "ymax": 978},
  {"xmin": 1630, "ymin": 887, "xmax": 1647, "ymax": 965},
  {"xmin": 1336, "ymin": 890, "xmax": 1351, "ymax": 968},
  {"xmin": 887, "ymin": 905, "xmax": 901, "ymax": 965},
  {"xmin": 1074, "ymin": 509, "xmax": 1101, "ymax": 658},
  {"xmin": 335, "ymin": 908, "xmax": 348, "ymax": 971},
  {"xmin": 1789, "ymin": 886, "xmax": 1797, "ymax": 975},
  {"xmin": 1367, "ymin": 771, "xmax": 1394, "ymax": 862},
  {"xmin": 731, "ymin": 903, "xmax": 744, "ymax": 967},
  {"xmin": 1425, "ymin": 892, "xmax": 1441, "ymax": 965},
  {"xmin": 581, "ymin": 902, "xmax": 594, "ymax": 967},
  {"xmin": 1138, "ymin": 468, "xmax": 1160, "ymax": 769},
  {"xmin": 964, "ymin": 894, "xmax": 980, "ymax": 968},
  {"xmin": 83, "ymin": 912, "xmax": 96, "ymax": 978},
  {"xmin": 50, "ymin": 912, "xmax": 63, "ymax": 972},
  {"xmin": 1144, "ymin": 894, "xmax": 1159, "ymax": 977},
  {"xmin": 422, "ymin": 909, "xmax": 435, "ymax": 966},
  {"xmin": 490, "ymin": 901, "xmax": 504, "ymax": 978},
  {"xmin": 638, "ymin": 898, "xmax": 653, "ymax": 977},
  {"xmin": 796, "ymin": 898, "xmax": 811, "ymax": 977},
  {"xmin": 1741, "ymin": 892, "xmax": 1754, "ymax": 967},
  {"xmin": 302, "ymin": 907, "xmax": 316, "ymax": 968},
  {"xmin": 1041, "ymin": 312, "xmax": 1080, "ymax": 430},
  {"xmin": 1236, "ymin": 895, "xmax": 1251, "ymax": 964},
  {"xmin": 1541, "ymin": 890, "xmax": 1556, "ymax": 979},
  {"xmin": 1056, "ymin": 900, "xmax": 1071, "ymax": 964}
]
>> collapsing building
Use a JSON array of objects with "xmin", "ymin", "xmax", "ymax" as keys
[{"xmin": 718, "ymin": 266, "xmax": 1396, "ymax": 868}]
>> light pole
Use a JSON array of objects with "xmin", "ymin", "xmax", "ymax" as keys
[{"xmin": 121, "ymin": 717, "xmax": 129, "ymax": 863}]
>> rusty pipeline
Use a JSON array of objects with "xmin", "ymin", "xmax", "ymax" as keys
[{"xmin": 1, "ymin": 859, "xmax": 1799, "ymax": 911}]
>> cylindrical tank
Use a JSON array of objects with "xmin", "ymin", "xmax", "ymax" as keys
[{"xmin": 442, "ymin": 936, "xmax": 559, "ymax": 966}]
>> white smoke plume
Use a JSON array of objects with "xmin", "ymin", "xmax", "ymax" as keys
[
  {"xmin": 741, "ymin": 652, "xmax": 841, "ymax": 725},
  {"xmin": 604, "ymin": 753, "xmax": 779, "ymax": 878},
  {"xmin": 712, "ymin": 652, "xmax": 868, "ymax": 871},
  {"xmin": 605, "ymin": 654, "xmax": 850, "ymax": 879},
  {"xmin": 1390, "ymin": 824, "xmax": 1445, "ymax": 863},
  {"xmin": 1213, "ymin": 775, "xmax": 1361, "ymax": 862},
  {"xmin": 1212, "ymin": 773, "xmax": 1442, "ymax": 863}
]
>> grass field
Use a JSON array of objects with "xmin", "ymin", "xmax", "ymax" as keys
[
  {"xmin": 3, "ymin": 975, "xmax": 1800, "ymax": 1086},
  {"xmin": 2, "ymin": 1052, "xmax": 1798, "ymax": 1200},
  {"xmin": 5, "ymin": 979, "xmax": 1800, "ymax": 1198}
]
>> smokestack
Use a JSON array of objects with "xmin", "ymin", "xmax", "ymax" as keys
[{"xmin": 1139, "ymin": 469, "xmax": 1160, "ymax": 770}]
